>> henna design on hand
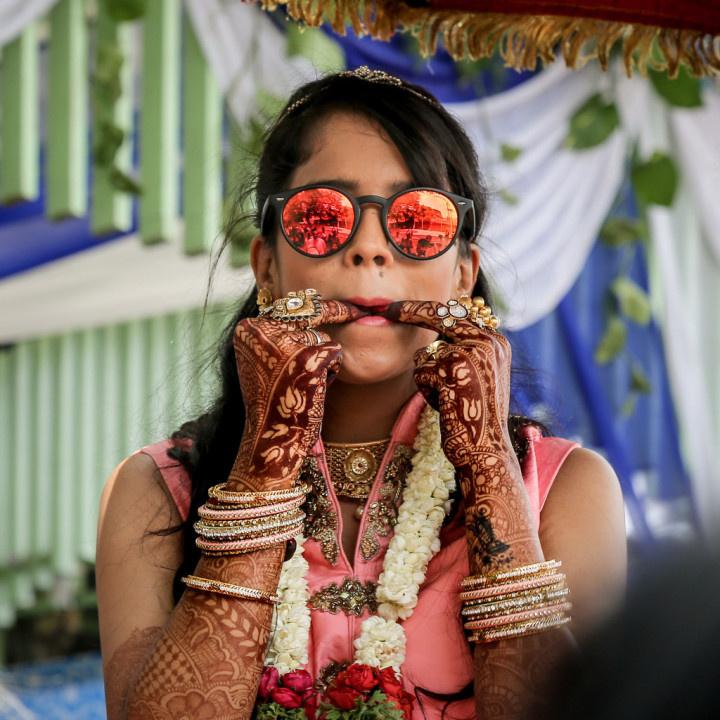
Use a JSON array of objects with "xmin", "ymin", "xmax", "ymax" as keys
[
  {"xmin": 387, "ymin": 300, "xmax": 576, "ymax": 720},
  {"xmin": 230, "ymin": 299, "xmax": 362, "ymax": 492},
  {"xmin": 385, "ymin": 300, "xmax": 541, "ymax": 572}
]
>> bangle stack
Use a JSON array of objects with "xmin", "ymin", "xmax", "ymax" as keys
[
  {"xmin": 194, "ymin": 481, "xmax": 308, "ymax": 557},
  {"xmin": 460, "ymin": 560, "xmax": 571, "ymax": 643}
]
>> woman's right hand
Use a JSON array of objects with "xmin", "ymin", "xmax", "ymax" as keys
[{"xmin": 226, "ymin": 295, "xmax": 362, "ymax": 492}]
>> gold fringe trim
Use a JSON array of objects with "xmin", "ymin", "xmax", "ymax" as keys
[{"xmin": 258, "ymin": 0, "xmax": 720, "ymax": 78}]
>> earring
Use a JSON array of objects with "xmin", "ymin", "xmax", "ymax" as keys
[{"xmin": 257, "ymin": 287, "xmax": 274, "ymax": 314}]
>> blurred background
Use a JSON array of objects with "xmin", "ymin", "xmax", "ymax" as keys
[{"xmin": 0, "ymin": 0, "xmax": 718, "ymax": 716}]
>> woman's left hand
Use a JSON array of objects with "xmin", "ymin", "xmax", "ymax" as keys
[
  {"xmin": 385, "ymin": 298, "xmax": 514, "ymax": 478},
  {"xmin": 385, "ymin": 298, "xmax": 541, "ymax": 570}
]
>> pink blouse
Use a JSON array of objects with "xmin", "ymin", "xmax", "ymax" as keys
[{"xmin": 135, "ymin": 393, "xmax": 580, "ymax": 719}]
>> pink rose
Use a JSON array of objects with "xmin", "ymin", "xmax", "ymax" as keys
[
  {"xmin": 282, "ymin": 669, "xmax": 314, "ymax": 693},
  {"xmin": 271, "ymin": 686, "xmax": 303, "ymax": 709},
  {"xmin": 258, "ymin": 666, "xmax": 280, "ymax": 700}
]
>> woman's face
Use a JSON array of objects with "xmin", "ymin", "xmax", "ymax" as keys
[{"xmin": 251, "ymin": 111, "xmax": 480, "ymax": 385}]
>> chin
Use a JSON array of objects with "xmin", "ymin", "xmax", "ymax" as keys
[{"xmin": 334, "ymin": 345, "xmax": 415, "ymax": 385}]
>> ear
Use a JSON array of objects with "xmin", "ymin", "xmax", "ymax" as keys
[
  {"xmin": 250, "ymin": 235, "xmax": 279, "ymax": 292},
  {"xmin": 456, "ymin": 244, "xmax": 481, "ymax": 295}
]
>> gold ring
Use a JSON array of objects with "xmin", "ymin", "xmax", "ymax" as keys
[
  {"xmin": 266, "ymin": 289, "xmax": 322, "ymax": 325},
  {"xmin": 425, "ymin": 339, "xmax": 449, "ymax": 359}
]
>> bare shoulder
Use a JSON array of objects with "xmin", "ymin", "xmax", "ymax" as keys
[
  {"xmin": 539, "ymin": 446, "xmax": 627, "ymax": 640},
  {"xmin": 546, "ymin": 446, "xmax": 624, "ymax": 512},
  {"xmin": 97, "ymin": 451, "xmax": 185, "ymax": 718}
]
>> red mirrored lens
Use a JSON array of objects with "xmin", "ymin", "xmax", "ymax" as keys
[
  {"xmin": 387, "ymin": 190, "xmax": 458, "ymax": 258},
  {"xmin": 281, "ymin": 188, "xmax": 354, "ymax": 256}
]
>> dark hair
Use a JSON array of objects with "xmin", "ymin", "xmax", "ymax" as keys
[{"xmin": 156, "ymin": 69, "xmax": 551, "ymax": 714}]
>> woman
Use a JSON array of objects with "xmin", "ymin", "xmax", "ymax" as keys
[{"xmin": 96, "ymin": 67, "xmax": 627, "ymax": 719}]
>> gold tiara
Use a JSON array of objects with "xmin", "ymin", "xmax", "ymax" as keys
[{"xmin": 280, "ymin": 65, "xmax": 441, "ymax": 119}]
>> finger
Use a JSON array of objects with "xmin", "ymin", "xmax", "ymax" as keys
[
  {"xmin": 384, "ymin": 300, "xmax": 488, "ymax": 342},
  {"xmin": 310, "ymin": 299, "xmax": 365, "ymax": 328}
]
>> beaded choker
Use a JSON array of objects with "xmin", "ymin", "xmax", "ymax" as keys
[{"xmin": 324, "ymin": 438, "xmax": 391, "ymax": 500}]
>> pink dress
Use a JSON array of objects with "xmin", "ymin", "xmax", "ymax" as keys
[{"xmin": 135, "ymin": 393, "xmax": 580, "ymax": 719}]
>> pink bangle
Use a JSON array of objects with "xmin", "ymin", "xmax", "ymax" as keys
[
  {"xmin": 199, "ymin": 494, "xmax": 305, "ymax": 521},
  {"xmin": 460, "ymin": 573, "xmax": 566, "ymax": 602},
  {"xmin": 196, "ymin": 524, "xmax": 302, "ymax": 554},
  {"xmin": 464, "ymin": 601, "xmax": 572, "ymax": 631}
]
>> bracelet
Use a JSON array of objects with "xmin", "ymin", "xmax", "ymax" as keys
[
  {"xmin": 208, "ymin": 482, "xmax": 309, "ymax": 507},
  {"xmin": 460, "ymin": 560, "xmax": 562, "ymax": 589},
  {"xmin": 198, "ymin": 494, "xmax": 306, "ymax": 521},
  {"xmin": 468, "ymin": 612, "xmax": 571, "ymax": 643},
  {"xmin": 461, "ymin": 586, "xmax": 569, "ymax": 617},
  {"xmin": 194, "ymin": 511, "xmax": 305, "ymax": 540},
  {"xmin": 196, "ymin": 524, "xmax": 303, "ymax": 555},
  {"xmin": 460, "ymin": 573, "xmax": 566, "ymax": 602},
  {"xmin": 181, "ymin": 574, "xmax": 279, "ymax": 604},
  {"xmin": 463, "ymin": 601, "xmax": 572, "ymax": 631}
]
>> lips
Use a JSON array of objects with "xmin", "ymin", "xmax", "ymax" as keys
[{"xmin": 346, "ymin": 297, "xmax": 394, "ymax": 315}]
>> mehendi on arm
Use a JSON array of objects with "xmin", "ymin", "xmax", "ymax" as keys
[{"xmin": 388, "ymin": 300, "xmax": 577, "ymax": 719}]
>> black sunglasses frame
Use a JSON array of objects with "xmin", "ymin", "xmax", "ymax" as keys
[{"xmin": 260, "ymin": 183, "xmax": 476, "ymax": 261}]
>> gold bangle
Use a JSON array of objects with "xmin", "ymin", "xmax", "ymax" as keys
[
  {"xmin": 194, "ymin": 511, "xmax": 305, "ymax": 540},
  {"xmin": 463, "ymin": 601, "xmax": 572, "ymax": 631},
  {"xmin": 468, "ymin": 612, "xmax": 571, "ymax": 643},
  {"xmin": 181, "ymin": 574, "xmax": 279, "ymax": 604},
  {"xmin": 460, "ymin": 560, "xmax": 562, "ymax": 590},
  {"xmin": 208, "ymin": 482, "xmax": 309, "ymax": 507},
  {"xmin": 461, "ymin": 586, "xmax": 570, "ymax": 618}
]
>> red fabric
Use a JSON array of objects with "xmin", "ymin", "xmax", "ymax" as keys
[{"xmin": 426, "ymin": 1, "xmax": 720, "ymax": 35}]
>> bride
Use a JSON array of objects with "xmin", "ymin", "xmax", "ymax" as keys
[{"xmin": 96, "ymin": 67, "xmax": 627, "ymax": 720}]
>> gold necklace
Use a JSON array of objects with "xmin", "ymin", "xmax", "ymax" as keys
[{"xmin": 324, "ymin": 438, "xmax": 391, "ymax": 503}]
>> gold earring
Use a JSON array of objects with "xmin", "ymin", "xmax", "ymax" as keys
[{"xmin": 257, "ymin": 287, "xmax": 274, "ymax": 314}]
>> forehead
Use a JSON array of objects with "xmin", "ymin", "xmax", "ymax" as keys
[{"xmin": 289, "ymin": 111, "xmax": 413, "ymax": 191}]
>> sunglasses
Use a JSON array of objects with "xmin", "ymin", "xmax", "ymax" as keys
[{"xmin": 260, "ymin": 184, "xmax": 475, "ymax": 260}]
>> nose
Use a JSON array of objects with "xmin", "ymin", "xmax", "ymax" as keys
[{"xmin": 345, "ymin": 200, "xmax": 394, "ymax": 268}]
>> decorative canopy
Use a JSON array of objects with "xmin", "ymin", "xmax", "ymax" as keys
[{"xmin": 259, "ymin": 0, "xmax": 720, "ymax": 77}]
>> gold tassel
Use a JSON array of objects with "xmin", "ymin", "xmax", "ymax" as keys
[{"xmin": 257, "ymin": 0, "xmax": 720, "ymax": 78}]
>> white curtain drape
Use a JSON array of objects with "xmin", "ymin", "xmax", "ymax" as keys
[{"xmin": 0, "ymin": 0, "xmax": 57, "ymax": 47}]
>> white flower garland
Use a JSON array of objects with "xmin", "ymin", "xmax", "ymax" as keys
[{"xmin": 265, "ymin": 406, "xmax": 455, "ymax": 674}]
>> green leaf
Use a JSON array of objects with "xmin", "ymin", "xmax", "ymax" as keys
[
  {"xmin": 649, "ymin": 65, "xmax": 703, "ymax": 108},
  {"xmin": 594, "ymin": 316, "xmax": 627, "ymax": 364},
  {"xmin": 565, "ymin": 93, "xmax": 620, "ymax": 150},
  {"xmin": 500, "ymin": 143, "xmax": 522, "ymax": 162},
  {"xmin": 104, "ymin": 0, "xmax": 146, "ymax": 22},
  {"xmin": 621, "ymin": 393, "xmax": 638, "ymax": 417},
  {"xmin": 611, "ymin": 276, "xmax": 651, "ymax": 325},
  {"xmin": 109, "ymin": 167, "xmax": 142, "ymax": 195},
  {"xmin": 498, "ymin": 188, "xmax": 519, "ymax": 206},
  {"xmin": 631, "ymin": 151, "xmax": 679, "ymax": 207},
  {"xmin": 630, "ymin": 362, "xmax": 652, "ymax": 394},
  {"xmin": 600, "ymin": 217, "xmax": 647, "ymax": 247},
  {"xmin": 93, "ymin": 121, "xmax": 125, "ymax": 166}
]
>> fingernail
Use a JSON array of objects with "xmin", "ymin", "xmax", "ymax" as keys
[{"xmin": 383, "ymin": 302, "xmax": 403, "ymax": 321}]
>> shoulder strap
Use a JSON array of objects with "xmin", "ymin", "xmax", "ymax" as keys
[
  {"xmin": 520, "ymin": 425, "xmax": 581, "ymax": 530},
  {"xmin": 133, "ymin": 440, "xmax": 192, "ymax": 522}
]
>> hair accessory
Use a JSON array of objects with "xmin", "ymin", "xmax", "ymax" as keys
[
  {"xmin": 281, "ymin": 66, "xmax": 441, "ymax": 120},
  {"xmin": 181, "ymin": 574, "xmax": 279, "ymax": 604}
]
